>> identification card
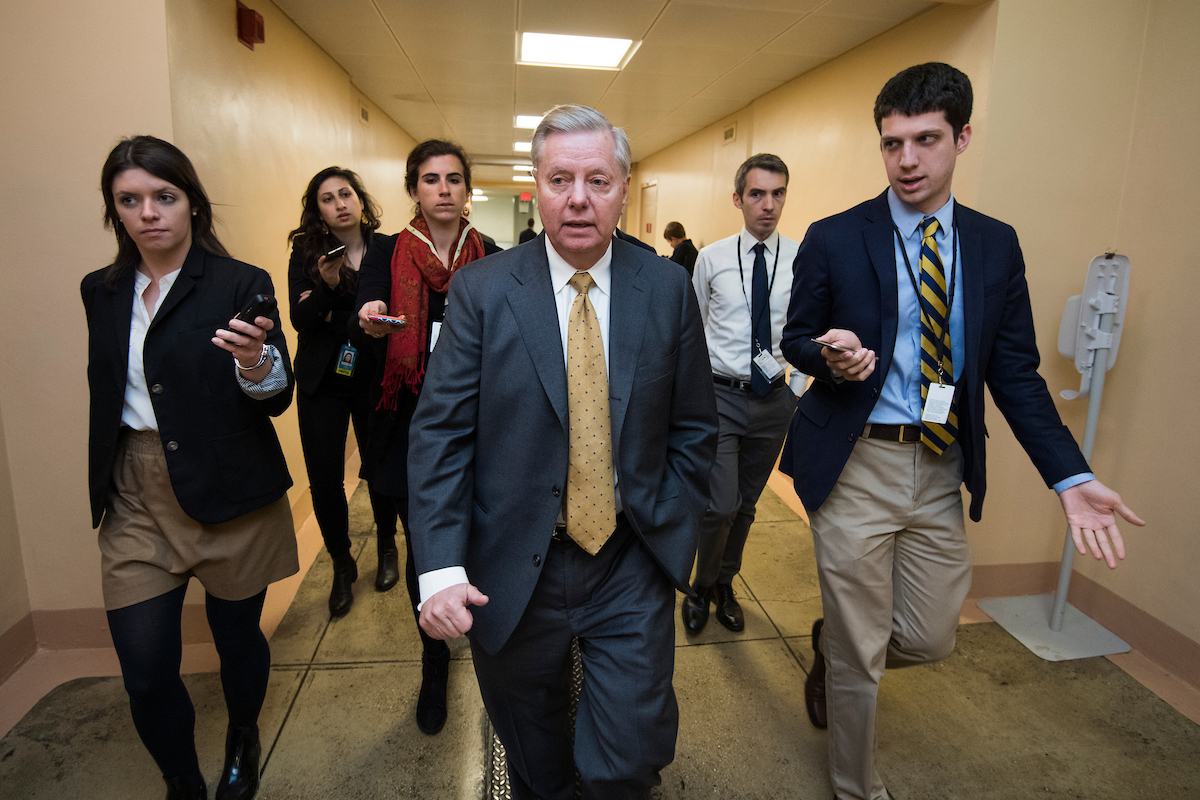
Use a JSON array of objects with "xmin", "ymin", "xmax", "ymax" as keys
[
  {"xmin": 335, "ymin": 342, "xmax": 357, "ymax": 377},
  {"xmin": 429, "ymin": 321, "xmax": 442, "ymax": 352},
  {"xmin": 753, "ymin": 348, "xmax": 785, "ymax": 381},
  {"xmin": 921, "ymin": 382, "xmax": 955, "ymax": 424}
]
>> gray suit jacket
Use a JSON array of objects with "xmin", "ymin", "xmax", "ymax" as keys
[{"xmin": 407, "ymin": 235, "xmax": 718, "ymax": 654}]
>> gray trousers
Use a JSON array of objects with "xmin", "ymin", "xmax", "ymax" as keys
[
  {"xmin": 809, "ymin": 436, "xmax": 972, "ymax": 800},
  {"xmin": 693, "ymin": 382, "xmax": 796, "ymax": 588}
]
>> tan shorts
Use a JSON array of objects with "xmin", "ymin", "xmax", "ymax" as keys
[{"xmin": 98, "ymin": 429, "xmax": 299, "ymax": 611}]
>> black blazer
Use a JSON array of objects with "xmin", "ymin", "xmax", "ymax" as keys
[
  {"xmin": 287, "ymin": 236, "xmax": 374, "ymax": 396},
  {"xmin": 780, "ymin": 191, "xmax": 1089, "ymax": 522},
  {"xmin": 406, "ymin": 234, "xmax": 718, "ymax": 654},
  {"xmin": 82, "ymin": 245, "xmax": 294, "ymax": 528},
  {"xmin": 670, "ymin": 239, "xmax": 699, "ymax": 275}
]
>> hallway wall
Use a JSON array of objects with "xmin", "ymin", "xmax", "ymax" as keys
[
  {"xmin": 634, "ymin": 0, "xmax": 1199, "ymax": 652},
  {"xmin": 0, "ymin": 0, "xmax": 416, "ymax": 663}
]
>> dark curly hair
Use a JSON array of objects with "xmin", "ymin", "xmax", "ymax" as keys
[
  {"xmin": 874, "ymin": 62, "xmax": 973, "ymax": 140},
  {"xmin": 287, "ymin": 167, "xmax": 382, "ymax": 289},
  {"xmin": 100, "ymin": 136, "xmax": 229, "ymax": 288}
]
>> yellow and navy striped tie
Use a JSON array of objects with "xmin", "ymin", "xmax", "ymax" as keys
[{"xmin": 918, "ymin": 217, "xmax": 957, "ymax": 454}]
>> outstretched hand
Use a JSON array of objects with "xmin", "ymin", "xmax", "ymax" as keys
[
  {"xmin": 1058, "ymin": 480, "xmax": 1145, "ymax": 569},
  {"xmin": 419, "ymin": 583, "xmax": 489, "ymax": 640}
]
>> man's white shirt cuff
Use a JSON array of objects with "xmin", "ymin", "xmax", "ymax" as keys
[{"xmin": 417, "ymin": 566, "xmax": 469, "ymax": 610}]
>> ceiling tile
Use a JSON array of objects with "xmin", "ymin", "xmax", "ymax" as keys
[
  {"xmin": 353, "ymin": 76, "xmax": 433, "ymax": 105},
  {"xmin": 332, "ymin": 53, "xmax": 421, "ymax": 82},
  {"xmin": 651, "ymin": 2, "xmax": 803, "ymax": 50},
  {"xmin": 374, "ymin": 0, "xmax": 515, "ymax": 31},
  {"xmin": 311, "ymin": 24, "xmax": 404, "ymax": 57},
  {"xmin": 697, "ymin": 72, "xmax": 784, "ymax": 101},
  {"xmin": 604, "ymin": 70, "xmax": 713, "ymax": 105},
  {"xmin": 821, "ymin": 0, "xmax": 935, "ymax": 22},
  {"xmin": 517, "ymin": 0, "xmax": 663, "ymax": 39},
  {"xmin": 516, "ymin": 65, "xmax": 618, "ymax": 109},
  {"xmin": 671, "ymin": 0, "xmax": 824, "ymax": 11},
  {"xmin": 394, "ymin": 27, "xmax": 515, "ymax": 64},
  {"xmin": 622, "ymin": 43, "xmax": 736, "ymax": 79},
  {"xmin": 762, "ymin": 12, "xmax": 893, "ymax": 57},
  {"xmin": 734, "ymin": 50, "xmax": 826, "ymax": 83},
  {"xmin": 274, "ymin": 0, "xmax": 380, "ymax": 26},
  {"xmin": 423, "ymin": 80, "xmax": 515, "ymax": 105}
]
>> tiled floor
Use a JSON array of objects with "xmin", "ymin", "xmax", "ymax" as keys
[{"xmin": 2, "ymin": 483, "xmax": 1198, "ymax": 799}]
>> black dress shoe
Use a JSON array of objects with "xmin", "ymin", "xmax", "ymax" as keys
[
  {"xmin": 164, "ymin": 774, "xmax": 207, "ymax": 800},
  {"xmin": 712, "ymin": 582, "xmax": 745, "ymax": 632},
  {"xmin": 416, "ymin": 648, "xmax": 450, "ymax": 735},
  {"xmin": 375, "ymin": 540, "xmax": 400, "ymax": 592},
  {"xmin": 806, "ymin": 618, "xmax": 828, "ymax": 729},
  {"xmin": 681, "ymin": 583, "xmax": 710, "ymax": 634},
  {"xmin": 214, "ymin": 725, "xmax": 260, "ymax": 800},
  {"xmin": 328, "ymin": 551, "xmax": 357, "ymax": 618}
]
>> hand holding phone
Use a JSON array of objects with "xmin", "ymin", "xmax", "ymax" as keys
[
  {"xmin": 326, "ymin": 244, "xmax": 347, "ymax": 260},
  {"xmin": 367, "ymin": 314, "xmax": 407, "ymax": 327},
  {"xmin": 812, "ymin": 338, "xmax": 853, "ymax": 353},
  {"xmin": 232, "ymin": 294, "xmax": 277, "ymax": 329}
]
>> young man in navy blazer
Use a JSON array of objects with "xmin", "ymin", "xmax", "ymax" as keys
[{"xmin": 779, "ymin": 63, "xmax": 1143, "ymax": 800}]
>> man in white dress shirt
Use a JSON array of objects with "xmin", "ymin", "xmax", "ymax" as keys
[{"xmin": 683, "ymin": 154, "xmax": 801, "ymax": 634}]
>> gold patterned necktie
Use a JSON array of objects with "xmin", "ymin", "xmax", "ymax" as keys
[
  {"xmin": 918, "ymin": 217, "xmax": 957, "ymax": 454},
  {"xmin": 564, "ymin": 272, "xmax": 616, "ymax": 554}
]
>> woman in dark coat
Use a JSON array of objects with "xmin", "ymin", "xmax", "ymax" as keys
[
  {"xmin": 287, "ymin": 167, "xmax": 398, "ymax": 618},
  {"xmin": 82, "ymin": 135, "xmax": 298, "ymax": 800}
]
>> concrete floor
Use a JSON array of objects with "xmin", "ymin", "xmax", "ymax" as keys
[{"xmin": 2, "ymin": 485, "xmax": 1198, "ymax": 799}]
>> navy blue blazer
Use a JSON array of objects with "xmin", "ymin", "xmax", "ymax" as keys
[
  {"xmin": 406, "ymin": 234, "xmax": 718, "ymax": 654},
  {"xmin": 82, "ymin": 245, "xmax": 294, "ymax": 528},
  {"xmin": 779, "ymin": 191, "xmax": 1089, "ymax": 522}
]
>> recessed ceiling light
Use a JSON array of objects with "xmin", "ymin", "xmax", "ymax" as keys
[
  {"xmin": 515, "ymin": 115, "xmax": 544, "ymax": 129},
  {"xmin": 513, "ymin": 164, "xmax": 533, "ymax": 172},
  {"xmin": 514, "ymin": 175, "xmax": 536, "ymax": 183},
  {"xmin": 514, "ymin": 142, "xmax": 532, "ymax": 153},
  {"xmin": 472, "ymin": 194, "xmax": 489, "ymax": 201},
  {"xmin": 471, "ymin": 188, "xmax": 484, "ymax": 195},
  {"xmin": 519, "ymin": 32, "xmax": 636, "ymax": 70}
]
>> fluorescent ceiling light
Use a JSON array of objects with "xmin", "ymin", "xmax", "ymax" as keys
[
  {"xmin": 514, "ymin": 175, "xmax": 536, "ymax": 183},
  {"xmin": 471, "ymin": 188, "xmax": 484, "ymax": 195},
  {"xmin": 472, "ymin": 194, "xmax": 488, "ymax": 201},
  {"xmin": 513, "ymin": 164, "xmax": 533, "ymax": 172},
  {"xmin": 520, "ymin": 32, "xmax": 634, "ymax": 70},
  {"xmin": 515, "ymin": 115, "xmax": 543, "ymax": 129},
  {"xmin": 514, "ymin": 141, "xmax": 532, "ymax": 153}
]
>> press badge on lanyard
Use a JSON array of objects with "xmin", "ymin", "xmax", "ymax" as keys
[
  {"xmin": 335, "ymin": 342, "xmax": 358, "ymax": 377},
  {"xmin": 922, "ymin": 382, "xmax": 954, "ymax": 424}
]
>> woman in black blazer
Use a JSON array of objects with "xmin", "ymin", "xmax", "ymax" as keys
[
  {"xmin": 81, "ymin": 136, "xmax": 298, "ymax": 800},
  {"xmin": 287, "ymin": 167, "xmax": 398, "ymax": 618},
  {"xmin": 357, "ymin": 139, "xmax": 501, "ymax": 737}
]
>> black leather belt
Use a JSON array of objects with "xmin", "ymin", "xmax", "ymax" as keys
[
  {"xmin": 862, "ymin": 423, "xmax": 921, "ymax": 443},
  {"xmin": 712, "ymin": 374, "xmax": 785, "ymax": 392}
]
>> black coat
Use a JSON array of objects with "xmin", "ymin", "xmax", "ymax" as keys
[
  {"xmin": 82, "ymin": 245, "xmax": 294, "ymax": 528},
  {"xmin": 670, "ymin": 239, "xmax": 699, "ymax": 276}
]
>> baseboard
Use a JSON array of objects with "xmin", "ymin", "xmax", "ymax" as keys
[
  {"xmin": 0, "ymin": 614, "xmax": 36, "ymax": 685},
  {"xmin": 971, "ymin": 561, "xmax": 1200, "ymax": 690},
  {"xmin": 1068, "ymin": 572, "xmax": 1200, "ymax": 689},
  {"xmin": 30, "ymin": 604, "xmax": 214, "ymax": 651}
]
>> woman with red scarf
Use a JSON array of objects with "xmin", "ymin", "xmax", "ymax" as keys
[{"xmin": 357, "ymin": 140, "xmax": 500, "ymax": 736}]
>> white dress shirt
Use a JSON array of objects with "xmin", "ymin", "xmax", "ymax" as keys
[{"xmin": 692, "ymin": 227, "xmax": 799, "ymax": 380}]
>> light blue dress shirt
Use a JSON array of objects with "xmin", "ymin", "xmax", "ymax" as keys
[{"xmin": 869, "ymin": 189, "xmax": 1091, "ymax": 494}]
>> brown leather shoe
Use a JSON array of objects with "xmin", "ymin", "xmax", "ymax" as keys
[{"xmin": 805, "ymin": 618, "xmax": 828, "ymax": 729}]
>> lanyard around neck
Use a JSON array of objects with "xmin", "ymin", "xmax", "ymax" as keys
[{"xmin": 892, "ymin": 211, "xmax": 958, "ymax": 384}]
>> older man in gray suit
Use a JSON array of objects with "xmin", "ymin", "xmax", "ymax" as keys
[{"xmin": 408, "ymin": 105, "xmax": 718, "ymax": 800}]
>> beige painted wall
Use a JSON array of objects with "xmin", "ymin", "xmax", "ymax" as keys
[
  {"xmin": 164, "ymin": 0, "xmax": 417, "ymax": 528},
  {"xmin": 635, "ymin": 0, "xmax": 1199, "ymax": 644},
  {"xmin": 0, "ymin": 0, "xmax": 416, "ymax": 630},
  {"xmin": 0, "ymin": 0, "xmax": 175, "ymax": 617}
]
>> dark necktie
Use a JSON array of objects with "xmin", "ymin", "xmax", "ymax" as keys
[
  {"xmin": 918, "ymin": 217, "xmax": 957, "ymax": 454},
  {"xmin": 750, "ymin": 242, "xmax": 771, "ymax": 396}
]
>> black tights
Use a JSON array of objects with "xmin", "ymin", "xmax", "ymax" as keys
[
  {"xmin": 107, "ymin": 584, "xmax": 270, "ymax": 782},
  {"xmin": 392, "ymin": 494, "xmax": 449, "ymax": 660}
]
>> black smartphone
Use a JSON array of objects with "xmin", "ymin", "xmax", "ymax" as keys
[
  {"xmin": 231, "ymin": 294, "xmax": 277, "ymax": 328},
  {"xmin": 326, "ymin": 244, "xmax": 347, "ymax": 259}
]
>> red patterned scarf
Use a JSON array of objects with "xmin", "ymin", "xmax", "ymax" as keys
[{"xmin": 378, "ymin": 214, "xmax": 484, "ymax": 409}]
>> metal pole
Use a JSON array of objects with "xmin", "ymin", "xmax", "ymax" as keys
[{"xmin": 1049, "ymin": 311, "xmax": 1114, "ymax": 631}]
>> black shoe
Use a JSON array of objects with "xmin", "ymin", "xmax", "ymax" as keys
[
  {"xmin": 806, "ymin": 618, "xmax": 828, "ymax": 729},
  {"xmin": 375, "ymin": 540, "xmax": 399, "ymax": 592},
  {"xmin": 681, "ymin": 583, "xmax": 710, "ymax": 634},
  {"xmin": 214, "ymin": 725, "xmax": 260, "ymax": 800},
  {"xmin": 416, "ymin": 649, "xmax": 450, "ymax": 735},
  {"xmin": 712, "ymin": 582, "xmax": 745, "ymax": 632},
  {"xmin": 164, "ymin": 774, "xmax": 207, "ymax": 800},
  {"xmin": 328, "ymin": 551, "xmax": 357, "ymax": 618}
]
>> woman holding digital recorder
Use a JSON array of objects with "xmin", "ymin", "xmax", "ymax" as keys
[
  {"xmin": 82, "ymin": 136, "xmax": 298, "ymax": 800},
  {"xmin": 357, "ymin": 139, "xmax": 500, "ymax": 736},
  {"xmin": 287, "ymin": 167, "xmax": 399, "ymax": 618}
]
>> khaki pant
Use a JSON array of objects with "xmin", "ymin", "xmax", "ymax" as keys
[{"xmin": 809, "ymin": 436, "xmax": 971, "ymax": 800}]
